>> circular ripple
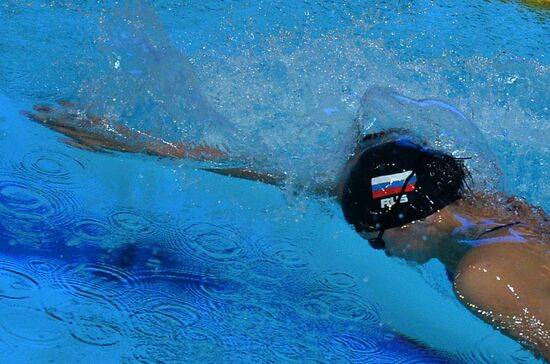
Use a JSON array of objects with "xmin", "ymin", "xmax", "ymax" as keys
[
  {"xmin": 26, "ymin": 258, "xmax": 58, "ymax": 275},
  {"xmin": 296, "ymin": 296, "xmax": 331, "ymax": 319},
  {"xmin": 242, "ymin": 260, "xmax": 304, "ymax": 296},
  {"xmin": 129, "ymin": 296, "xmax": 201, "ymax": 338},
  {"xmin": 131, "ymin": 342, "xmax": 188, "ymax": 364},
  {"xmin": 217, "ymin": 303, "xmax": 284, "ymax": 334},
  {"xmin": 318, "ymin": 271, "xmax": 358, "ymax": 291},
  {"xmin": 136, "ymin": 267, "xmax": 228, "ymax": 310},
  {"xmin": 0, "ymin": 267, "xmax": 40, "ymax": 299},
  {"xmin": 165, "ymin": 221, "xmax": 246, "ymax": 263},
  {"xmin": 108, "ymin": 210, "xmax": 157, "ymax": 236},
  {"xmin": 256, "ymin": 238, "xmax": 310, "ymax": 269},
  {"xmin": 172, "ymin": 326, "xmax": 223, "ymax": 354},
  {"xmin": 299, "ymin": 290, "xmax": 380, "ymax": 324},
  {"xmin": 41, "ymin": 291, "xmax": 129, "ymax": 348},
  {"xmin": 49, "ymin": 262, "xmax": 142, "ymax": 300},
  {"xmin": 70, "ymin": 217, "xmax": 112, "ymax": 242},
  {"xmin": 69, "ymin": 315, "xmax": 122, "ymax": 347},
  {"xmin": 269, "ymin": 340, "xmax": 313, "ymax": 362},
  {"xmin": 0, "ymin": 305, "xmax": 65, "ymax": 345},
  {"xmin": 0, "ymin": 219, "xmax": 60, "ymax": 246},
  {"xmin": 246, "ymin": 259, "xmax": 290, "ymax": 283},
  {"xmin": 17, "ymin": 149, "xmax": 85, "ymax": 185},
  {"xmin": 199, "ymin": 277, "xmax": 247, "ymax": 304},
  {"xmin": 318, "ymin": 345, "xmax": 356, "ymax": 364},
  {"xmin": 0, "ymin": 180, "xmax": 78, "ymax": 225},
  {"xmin": 328, "ymin": 334, "xmax": 381, "ymax": 359}
]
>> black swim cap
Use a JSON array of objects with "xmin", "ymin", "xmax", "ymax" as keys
[{"xmin": 341, "ymin": 138, "xmax": 467, "ymax": 234}]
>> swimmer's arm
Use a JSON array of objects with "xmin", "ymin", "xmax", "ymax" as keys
[
  {"xmin": 449, "ymin": 193, "xmax": 550, "ymax": 358},
  {"xmin": 24, "ymin": 103, "xmax": 338, "ymax": 190},
  {"xmin": 454, "ymin": 241, "xmax": 550, "ymax": 361},
  {"xmin": 23, "ymin": 102, "xmax": 226, "ymax": 161},
  {"xmin": 202, "ymin": 167, "xmax": 285, "ymax": 186}
]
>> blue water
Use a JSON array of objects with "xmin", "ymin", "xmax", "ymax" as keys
[{"xmin": 0, "ymin": 1, "xmax": 548, "ymax": 363}]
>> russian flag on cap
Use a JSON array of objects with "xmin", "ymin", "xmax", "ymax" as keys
[{"xmin": 371, "ymin": 171, "xmax": 416, "ymax": 199}]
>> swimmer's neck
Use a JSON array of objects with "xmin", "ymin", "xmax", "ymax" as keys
[
  {"xmin": 423, "ymin": 207, "xmax": 472, "ymax": 274},
  {"xmin": 434, "ymin": 239, "xmax": 471, "ymax": 275}
]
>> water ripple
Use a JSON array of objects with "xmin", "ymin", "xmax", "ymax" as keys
[
  {"xmin": 255, "ymin": 237, "xmax": 311, "ymax": 269},
  {"xmin": 199, "ymin": 277, "xmax": 247, "ymax": 305},
  {"xmin": 26, "ymin": 258, "xmax": 58, "ymax": 276},
  {"xmin": 69, "ymin": 217, "xmax": 112, "ymax": 243},
  {"xmin": 15, "ymin": 149, "xmax": 85, "ymax": 185},
  {"xmin": 298, "ymin": 290, "xmax": 380, "ymax": 324},
  {"xmin": 69, "ymin": 315, "xmax": 123, "ymax": 347},
  {"xmin": 268, "ymin": 340, "xmax": 314, "ymax": 362},
  {"xmin": 164, "ymin": 221, "xmax": 246, "ymax": 264},
  {"xmin": 137, "ymin": 267, "xmax": 228, "ymax": 308},
  {"xmin": 129, "ymin": 294, "xmax": 201, "ymax": 338},
  {"xmin": 246, "ymin": 259, "xmax": 290, "ymax": 284},
  {"xmin": 0, "ymin": 266, "xmax": 40, "ymax": 299},
  {"xmin": 219, "ymin": 302, "xmax": 285, "ymax": 334},
  {"xmin": 328, "ymin": 334, "xmax": 382, "ymax": 359},
  {"xmin": 0, "ymin": 305, "xmax": 66, "ymax": 345},
  {"xmin": 49, "ymin": 262, "xmax": 142, "ymax": 300},
  {"xmin": 131, "ymin": 342, "xmax": 188, "ymax": 364},
  {"xmin": 318, "ymin": 271, "xmax": 358, "ymax": 291},
  {"xmin": 108, "ymin": 209, "xmax": 157, "ymax": 236},
  {"xmin": 0, "ymin": 180, "xmax": 79, "ymax": 227}
]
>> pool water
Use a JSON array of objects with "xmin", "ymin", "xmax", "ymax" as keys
[{"xmin": 0, "ymin": 1, "xmax": 548, "ymax": 363}]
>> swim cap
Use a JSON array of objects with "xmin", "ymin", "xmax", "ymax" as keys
[{"xmin": 341, "ymin": 138, "xmax": 467, "ymax": 234}]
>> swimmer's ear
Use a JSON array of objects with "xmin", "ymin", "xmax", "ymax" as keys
[{"xmin": 202, "ymin": 167, "xmax": 284, "ymax": 186}]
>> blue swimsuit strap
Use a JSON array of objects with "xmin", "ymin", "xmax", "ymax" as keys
[
  {"xmin": 476, "ymin": 221, "xmax": 521, "ymax": 239},
  {"xmin": 460, "ymin": 222, "xmax": 526, "ymax": 247},
  {"xmin": 446, "ymin": 218, "xmax": 525, "ymax": 283},
  {"xmin": 452, "ymin": 213, "xmax": 526, "ymax": 248}
]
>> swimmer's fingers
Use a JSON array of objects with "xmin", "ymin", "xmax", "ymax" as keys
[
  {"xmin": 23, "ymin": 107, "xmax": 127, "ymax": 152},
  {"xmin": 23, "ymin": 110, "xmax": 87, "ymax": 138},
  {"xmin": 23, "ymin": 104, "xmax": 227, "ymax": 160},
  {"xmin": 25, "ymin": 104, "xmax": 103, "ymax": 128},
  {"xmin": 23, "ymin": 106, "xmax": 78, "ymax": 130}
]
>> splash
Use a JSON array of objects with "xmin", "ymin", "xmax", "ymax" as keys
[
  {"xmin": 76, "ymin": 0, "xmax": 237, "ymax": 149},
  {"xmin": 194, "ymin": 20, "xmax": 549, "ymax": 205},
  {"xmin": 356, "ymin": 88, "xmax": 503, "ymax": 191},
  {"xmin": 2, "ymin": 0, "xmax": 547, "ymax": 206}
]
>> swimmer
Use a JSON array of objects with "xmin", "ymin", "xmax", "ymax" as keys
[{"xmin": 23, "ymin": 103, "xmax": 550, "ymax": 361}]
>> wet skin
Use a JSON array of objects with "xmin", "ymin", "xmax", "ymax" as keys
[
  {"xmin": 24, "ymin": 103, "xmax": 550, "ymax": 361},
  {"xmin": 347, "ymin": 177, "xmax": 550, "ymax": 360}
]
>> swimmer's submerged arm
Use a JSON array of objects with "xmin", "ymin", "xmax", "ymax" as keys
[
  {"xmin": 449, "ymin": 195, "xmax": 550, "ymax": 359},
  {"xmin": 454, "ymin": 241, "xmax": 550, "ymax": 360},
  {"xmin": 23, "ymin": 102, "xmax": 226, "ymax": 161},
  {"xmin": 202, "ymin": 167, "xmax": 286, "ymax": 186},
  {"xmin": 25, "ymin": 103, "xmax": 340, "ymax": 192}
]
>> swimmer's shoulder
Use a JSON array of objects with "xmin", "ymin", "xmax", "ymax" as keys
[
  {"xmin": 453, "ymin": 238, "xmax": 550, "ymax": 357},
  {"xmin": 451, "ymin": 191, "xmax": 550, "ymax": 237}
]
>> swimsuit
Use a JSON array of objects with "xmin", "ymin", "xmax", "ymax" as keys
[
  {"xmin": 446, "ymin": 214, "xmax": 527, "ymax": 283},
  {"xmin": 452, "ymin": 214, "xmax": 526, "ymax": 248}
]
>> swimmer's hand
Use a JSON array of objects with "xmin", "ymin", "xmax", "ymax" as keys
[{"xmin": 22, "ymin": 101, "xmax": 226, "ymax": 161}]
